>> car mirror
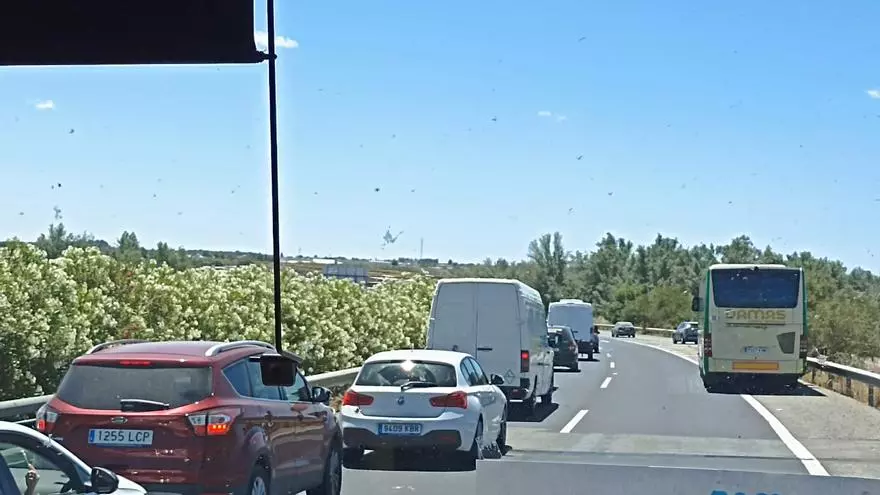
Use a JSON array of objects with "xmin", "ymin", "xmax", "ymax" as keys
[
  {"xmin": 490, "ymin": 374, "xmax": 505, "ymax": 386},
  {"xmin": 691, "ymin": 296, "xmax": 701, "ymax": 312},
  {"xmin": 90, "ymin": 467, "xmax": 119, "ymax": 495},
  {"xmin": 250, "ymin": 352, "xmax": 300, "ymax": 387},
  {"xmin": 311, "ymin": 386, "xmax": 332, "ymax": 405}
]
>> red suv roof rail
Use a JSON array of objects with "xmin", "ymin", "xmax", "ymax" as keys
[
  {"xmin": 204, "ymin": 340, "xmax": 275, "ymax": 357},
  {"xmin": 85, "ymin": 339, "xmax": 150, "ymax": 355}
]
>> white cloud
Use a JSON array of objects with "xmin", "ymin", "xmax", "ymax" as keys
[
  {"xmin": 537, "ymin": 110, "xmax": 552, "ymax": 117},
  {"xmin": 555, "ymin": 115, "xmax": 567, "ymax": 122},
  {"xmin": 867, "ymin": 89, "xmax": 880, "ymax": 99},
  {"xmin": 254, "ymin": 31, "xmax": 299, "ymax": 51},
  {"xmin": 35, "ymin": 100, "xmax": 54, "ymax": 110}
]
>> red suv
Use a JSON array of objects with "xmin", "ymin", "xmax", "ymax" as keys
[{"xmin": 35, "ymin": 339, "xmax": 342, "ymax": 495}]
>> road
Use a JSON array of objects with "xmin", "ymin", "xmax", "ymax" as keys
[{"xmin": 340, "ymin": 334, "xmax": 880, "ymax": 494}]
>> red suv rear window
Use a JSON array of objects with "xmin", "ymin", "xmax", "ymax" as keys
[{"xmin": 56, "ymin": 363, "xmax": 212, "ymax": 410}]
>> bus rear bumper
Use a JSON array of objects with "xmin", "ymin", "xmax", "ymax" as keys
[{"xmin": 701, "ymin": 371, "xmax": 803, "ymax": 390}]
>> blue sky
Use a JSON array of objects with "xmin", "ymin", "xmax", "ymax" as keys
[{"xmin": 2, "ymin": 0, "xmax": 880, "ymax": 270}]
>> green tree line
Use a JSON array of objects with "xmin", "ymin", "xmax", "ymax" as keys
[{"xmin": 450, "ymin": 232, "xmax": 880, "ymax": 365}]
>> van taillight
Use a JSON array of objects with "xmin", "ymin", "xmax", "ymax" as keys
[
  {"xmin": 187, "ymin": 408, "xmax": 240, "ymax": 436},
  {"xmin": 703, "ymin": 334, "xmax": 712, "ymax": 357},
  {"xmin": 342, "ymin": 390, "xmax": 374, "ymax": 406},
  {"xmin": 520, "ymin": 350, "xmax": 530, "ymax": 373},
  {"xmin": 430, "ymin": 391, "xmax": 468, "ymax": 409},
  {"xmin": 568, "ymin": 342, "xmax": 577, "ymax": 352},
  {"xmin": 35, "ymin": 404, "xmax": 58, "ymax": 434},
  {"xmin": 799, "ymin": 336, "xmax": 809, "ymax": 358}
]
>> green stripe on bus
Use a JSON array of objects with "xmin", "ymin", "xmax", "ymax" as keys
[{"xmin": 703, "ymin": 269, "xmax": 711, "ymax": 372}]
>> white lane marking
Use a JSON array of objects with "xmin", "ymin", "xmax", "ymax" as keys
[
  {"xmin": 560, "ymin": 409, "xmax": 589, "ymax": 433},
  {"xmin": 600, "ymin": 376, "xmax": 613, "ymax": 389},
  {"xmin": 616, "ymin": 337, "xmax": 829, "ymax": 476},
  {"xmin": 600, "ymin": 339, "xmax": 610, "ymax": 343},
  {"xmin": 606, "ymin": 353, "xmax": 612, "ymax": 358},
  {"xmin": 610, "ymin": 361, "xmax": 616, "ymax": 369},
  {"xmin": 615, "ymin": 337, "xmax": 699, "ymax": 364},
  {"xmin": 740, "ymin": 394, "xmax": 828, "ymax": 476},
  {"xmin": 612, "ymin": 372, "xmax": 618, "ymax": 376}
]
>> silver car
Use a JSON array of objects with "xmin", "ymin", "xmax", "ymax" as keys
[{"xmin": 0, "ymin": 421, "xmax": 146, "ymax": 495}]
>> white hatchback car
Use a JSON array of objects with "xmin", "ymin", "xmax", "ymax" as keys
[
  {"xmin": 339, "ymin": 349, "xmax": 508, "ymax": 467},
  {"xmin": 0, "ymin": 420, "xmax": 146, "ymax": 495}
]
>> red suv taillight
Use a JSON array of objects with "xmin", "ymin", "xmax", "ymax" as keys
[
  {"xmin": 187, "ymin": 408, "xmax": 240, "ymax": 436},
  {"xmin": 35, "ymin": 404, "xmax": 58, "ymax": 434},
  {"xmin": 703, "ymin": 334, "xmax": 713, "ymax": 357},
  {"xmin": 520, "ymin": 350, "xmax": 530, "ymax": 373},
  {"xmin": 342, "ymin": 390, "xmax": 374, "ymax": 406},
  {"xmin": 429, "ymin": 391, "xmax": 468, "ymax": 409}
]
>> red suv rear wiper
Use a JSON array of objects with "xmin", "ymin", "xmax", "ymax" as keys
[{"xmin": 120, "ymin": 398, "xmax": 171, "ymax": 412}]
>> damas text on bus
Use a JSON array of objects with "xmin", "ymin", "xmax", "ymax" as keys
[{"xmin": 724, "ymin": 309, "xmax": 787, "ymax": 326}]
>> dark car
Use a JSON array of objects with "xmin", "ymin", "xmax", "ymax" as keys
[
  {"xmin": 548, "ymin": 326, "xmax": 579, "ymax": 371},
  {"xmin": 36, "ymin": 339, "xmax": 343, "ymax": 495},
  {"xmin": 612, "ymin": 321, "xmax": 636, "ymax": 338},
  {"xmin": 673, "ymin": 321, "xmax": 700, "ymax": 344}
]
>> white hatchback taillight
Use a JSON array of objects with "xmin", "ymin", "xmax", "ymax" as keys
[
  {"xmin": 187, "ymin": 408, "xmax": 240, "ymax": 436},
  {"xmin": 35, "ymin": 404, "xmax": 59, "ymax": 434}
]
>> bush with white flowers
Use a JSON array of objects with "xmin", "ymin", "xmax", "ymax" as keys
[{"xmin": 0, "ymin": 242, "xmax": 437, "ymax": 400}]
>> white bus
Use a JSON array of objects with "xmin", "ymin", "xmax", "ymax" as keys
[
  {"xmin": 547, "ymin": 299, "xmax": 595, "ymax": 358},
  {"xmin": 692, "ymin": 263, "xmax": 808, "ymax": 391}
]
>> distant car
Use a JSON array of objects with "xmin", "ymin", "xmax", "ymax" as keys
[
  {"xmin": 36, "ymin": 339, "xmax": 342, "ymax": 495},
  {"xmin": 548, "ymin": 326, "xmax": 579, "ymax": 371},
  {"xmin": 612, "ymin": 322, "xmax": 636, "ymax": 338},
  {"xmin": 0, "ymin": 420, "xmax": 145, "ymax": 495},
  {"xmin": 673, "ymin": 321, "xmax": 700, "ymax": 344},
  {"xmin": 339, "ymin": 349, "xmax": 508, "ymax": 469}
]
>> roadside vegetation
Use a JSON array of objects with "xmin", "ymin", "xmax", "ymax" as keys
[{"xmin": 1, "ymin": 224, "xmax": 877, "ymax": 400}]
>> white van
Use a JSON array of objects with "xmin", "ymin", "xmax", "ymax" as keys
[
  {"xmin": 426, "ymin": 278, "xmax": 554, "ymax": 411},
  {"xmin": 547, "ymin": 299, "xmax": 596, "ymax": 356}
]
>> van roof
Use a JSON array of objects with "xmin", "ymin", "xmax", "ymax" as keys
[
  {"xmin": 435, "ymin": 277, "xmax": 541, "ymax": 300},
  {"xmin": 549, "ymin": 299, "xmax": 593, "ymax": 308}
]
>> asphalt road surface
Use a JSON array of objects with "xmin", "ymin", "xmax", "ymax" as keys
[{"xmin": 339, "ymin": 335, "xmax": 880, "ymax": 495}]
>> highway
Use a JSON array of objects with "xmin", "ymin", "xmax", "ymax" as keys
[{"xmin": 340, "ymin": 334, "xmax": 880, "ymax": 494}]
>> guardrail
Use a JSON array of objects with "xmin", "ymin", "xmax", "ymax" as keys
[
  {"xmin": 0, "ymin": 367, "xmax": 362, "ymax": 426},
  {"xmin": 597, "ymin": 322, "xmax": 880, "ymax": 407}
]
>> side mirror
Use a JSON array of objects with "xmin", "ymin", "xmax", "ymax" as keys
[
  {"xmin": 691, "ymin": 296, "xmax": 701, "ymax": 312},
  {"xmin": 90, "ymin": 467, "xmax": 119, "ymax": 495},
  {"xmin": 490, "ymin": 374, "xmax": 505, "ymax": 386},
  {"xmin": 312, "ymin": 386, "xmax": 332, "ymax": 405},
  {"xmin": 250, "ymin": 352, "xmax": 301, "ymax": 387}
]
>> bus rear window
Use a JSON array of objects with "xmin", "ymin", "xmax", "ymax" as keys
[{"xmin": 711, "ymin": 269, "xmax": 800, "ymax": 309}]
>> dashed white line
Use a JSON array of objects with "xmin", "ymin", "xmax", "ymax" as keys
[
  {"xmin": 606, "ymin": 353, "xmax": 612, "ymax": 358},
  {"xmin": 610, "ymin": 361, "xmax": 616, "ymax": 369},
  {"xmin": 560, "ymin": 409, "xmax": 589, "ymax": 433},
  {"xmin": 600, "ymin": 376, "xmax": 613, "ymax": 389},
  {"xmin": 740, "ymin": 394, "xmax": 829, "ymax": 476},
  {"xmin": 614, "ymin": 337, "xmax": 829, "ymax": 476}
]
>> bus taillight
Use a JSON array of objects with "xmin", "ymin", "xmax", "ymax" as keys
[
  {"xmin": 799, "ymin": 336, "xmax": 809, "ymax": 358},
  {"xmin": 703, "ymin": 334, "xmax": 712, "ymax": 357}
]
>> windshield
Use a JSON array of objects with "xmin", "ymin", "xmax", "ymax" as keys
[
  {"xmin": 712, "ymin": 269, "xmax": 801, "ymax": 309},
  {"xmin": 56, "ymin": 364, "xmax": 212, "ymax": 410},
  {"xmin": 355, "ymin": 361, "xmax": 458, "ymax": 387},
  {"xmin": 4, "ymin": 1, "xmax": 880, "ymax": 493}
]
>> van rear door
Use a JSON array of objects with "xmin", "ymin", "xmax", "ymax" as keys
[
  {"xmin": 475, "ymin": 283, "xmax": 521, "ymax": 387},
  {"xmin": 427, "ymin": 282, "xmax": 477, "ymax": 355}
]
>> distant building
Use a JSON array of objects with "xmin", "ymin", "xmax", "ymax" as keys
[{"xmin": 322, "ymin": 264, "xmax": 369, "ymax": 285}]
